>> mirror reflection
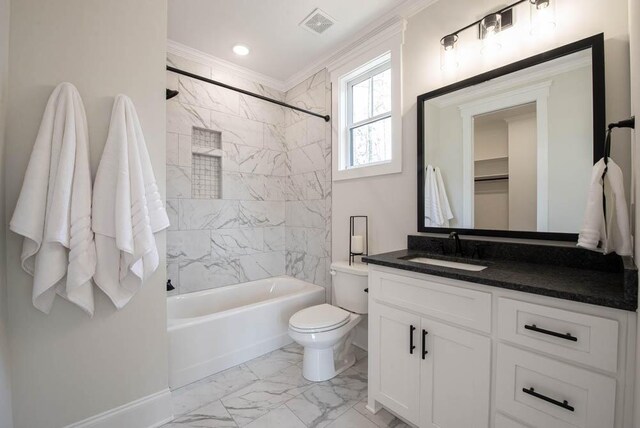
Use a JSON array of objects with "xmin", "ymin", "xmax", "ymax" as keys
[{"xmin": 422, "ymin": 48, "xmax": 594, "ymax": 234}]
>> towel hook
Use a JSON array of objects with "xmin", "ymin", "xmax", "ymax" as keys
[{"xmin": 604, "ymin": 116, "xmax": 635, "ymax": 164}]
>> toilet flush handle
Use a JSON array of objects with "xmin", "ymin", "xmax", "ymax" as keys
[{"xmin": 330, "ymin": 269, "xmax": 336, "ymax": 276}]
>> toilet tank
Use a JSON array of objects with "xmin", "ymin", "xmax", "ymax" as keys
[{"xmin": 330, "ymin": 261, "xmax": 368, "ymax": 314}]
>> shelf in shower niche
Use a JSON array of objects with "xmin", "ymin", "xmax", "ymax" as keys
[{"xmin": 192, "ymin": 146, "xmax": 223, "ymax": 157}]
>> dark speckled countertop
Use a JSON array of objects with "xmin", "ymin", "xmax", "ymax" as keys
[{"xmin": 362, "ymin": 236, "xmax": 638, "ymax": 311}]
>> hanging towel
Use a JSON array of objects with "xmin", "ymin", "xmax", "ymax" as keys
[
  {"xmin": 9, "ymin": 82, "xmax": 96, "ymax": 315},
  {"xmin": 93, "ymin": 94, "xmax": 170, "ymax": 309},
  {"xmin": 577, "ymin": 158, "xmax": 631, "ymax": 255},
  {"xmin": 424, "ymin": 165, "xmax": 454, "ymax": 227}
]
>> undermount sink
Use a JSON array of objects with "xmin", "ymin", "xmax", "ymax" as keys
[{"xmin": 407, "ymin": 257, "xmax": 488, "ymax": 272}]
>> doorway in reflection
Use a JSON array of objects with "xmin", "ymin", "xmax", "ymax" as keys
[{"xmin": 473, "ymin": 103, "xmax": 537, "ymax": 231}]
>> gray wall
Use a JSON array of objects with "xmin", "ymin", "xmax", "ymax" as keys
[
  {"xmin": 5, "ymin": 1, "xmax": 169, "ymax": 427},
  {"xmin": 0, "ymin": 0, "xmax": 13, "ymax": 426}
]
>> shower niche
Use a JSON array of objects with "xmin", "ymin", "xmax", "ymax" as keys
[{"xmin": 191, "ymin": 127, "xmax": 222, "ymax": 199}]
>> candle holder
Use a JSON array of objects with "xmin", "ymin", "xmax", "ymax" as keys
[{"xmin": 349, "ymin": 215, "xmax": 369, "ymax": 266}]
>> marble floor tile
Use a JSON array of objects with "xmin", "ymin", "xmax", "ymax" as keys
[
  {"xmin": 172, "ymin": 365, "xmax": 258, "ymax": 416},
  {"xmin": 168, "ymin": 343, "xmax": 373, "ymax": 428},
  {"xmin": 284, "ymin": 368, "xmax": 367, "ymax": 428},
  {"xmin": 351, "ymin": 356, "xmax": 368, "ymax": 379},
  {"xmin": 245, "ymin": 344, "xmax": 303, "ymax": 379},
  {"xmin": 325, "ymin": 408, "xmax": 379, "ymax": 428},
  {"xmin": 352, "ymin": 400, "xmax": 412, "ymax": 428},
  {"xmin": 222, "ymin": 365, "xmax": 313, "ymax": 426},
  {"xmin": 170, "ymin": 400, "xmax": 238, "ymax": 427},
  {"xmin": 243, "ymin": 405, "xmax": 306, "ymax": 428}
]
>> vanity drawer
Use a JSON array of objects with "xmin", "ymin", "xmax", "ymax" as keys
[
  {"xmin": 496, "ymin": 344, "xmax": 616, "ymax": 428},
  {"xmin": 370, "ymin": 269, "xmax": 491, "ymax": 332},
  {"xmin": 497, "ymin": 298, "xmax": 619, "ymax": 372}
]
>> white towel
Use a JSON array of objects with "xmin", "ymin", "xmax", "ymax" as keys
[
  {"xmin": 577, "ymin": 158, "xmax": 632, "ymax": 255},
  {"xmin": 93, "ymin": 94, "xmax": 170, "ymax": 309},
  {"xmin": 9, "ymin": 82, "xmax": 96, "ymax": 315},
  {"xmin": 424, "ymin": 165, "xmax": 454, "ymax": 227}
]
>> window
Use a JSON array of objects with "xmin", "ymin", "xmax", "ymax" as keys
[
  {"xmin": 347, "ymin": 63, "xmax": 392, "ymax": 168},
  {"xmin": 330, "ymin": 26, "xmax": 403, "ymax": 181}
]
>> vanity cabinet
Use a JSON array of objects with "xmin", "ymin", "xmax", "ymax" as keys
[
  {"xmin": 369, "ymin": 268, "xmax": 492, "ymax": 427},
  {"xmin": 367, "ymin": 265, "xmax": 636, "ymax": 428}
]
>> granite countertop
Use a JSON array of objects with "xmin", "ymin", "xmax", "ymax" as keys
[{"xmin": 362, "ymin": 236, "xmax": 638, "ymax": 311}]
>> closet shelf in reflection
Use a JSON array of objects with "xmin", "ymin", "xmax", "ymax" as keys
[
  {"xmin": 474, "ymin": 156, "xmax": 508, "ymax": 162},
  {"xmin": 474, "ymin": 174, "xmax": 509, "ymax": 182}
]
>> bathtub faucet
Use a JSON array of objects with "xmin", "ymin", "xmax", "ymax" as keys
[{"xmin": 167, "ymin": 279, "xmax": 175, "ymax": 291}]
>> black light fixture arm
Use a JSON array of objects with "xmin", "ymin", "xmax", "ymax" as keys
[{"xmin": 166, "ymin": 66, "xmax": 331, "ymax": 122}]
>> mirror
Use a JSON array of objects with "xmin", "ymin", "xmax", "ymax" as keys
[{"xmin": 417, "ymin": 34, "xmax": 605, "ymax": 241}]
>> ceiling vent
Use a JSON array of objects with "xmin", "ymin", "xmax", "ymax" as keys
[{"xmin": 300, "ymin": 8, "xmax": 336, "ymax": 35}]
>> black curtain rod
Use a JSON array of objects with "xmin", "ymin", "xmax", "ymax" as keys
[{"xmin": 166, "ymin": 66, "xmax": 331, "ymax": 122}]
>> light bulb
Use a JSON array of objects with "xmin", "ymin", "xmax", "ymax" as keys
[
  {"xmin": 530, "ymin": 0, "xmax": 556, "ymax": 36},
  {"xmin": 480, "ymin": 14, "xmax": 502, "ymax": 55},
  {"xmin": 440, "ymin": 34, "xmax": 459, "ymax": 71}
]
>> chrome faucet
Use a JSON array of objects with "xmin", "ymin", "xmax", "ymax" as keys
[{"xmin": 449, "ymin": 231, "xmax": 463, "ymax": 257}]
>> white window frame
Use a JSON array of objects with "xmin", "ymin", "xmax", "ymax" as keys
[
  {"xmin": 346, "ymin": 61, "xmax": 392, "ymax": 169},
  {"xmin": 330, "ymin": 28, "xmax": 403, "ymax": 181}
]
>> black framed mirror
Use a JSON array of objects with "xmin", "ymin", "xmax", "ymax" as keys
[{"xmin": 417, "ymin": 33, "xmax": 605, "ymax": 241}]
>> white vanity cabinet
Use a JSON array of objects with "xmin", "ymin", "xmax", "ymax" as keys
[{"xmin": 367, "ymin": 265, "xmax": 637, "ymax": 428}]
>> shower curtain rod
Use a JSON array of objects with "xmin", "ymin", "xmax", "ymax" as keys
[{"xmin": 166, "ymin": 66, "xmax": 331, "ymax": 122}]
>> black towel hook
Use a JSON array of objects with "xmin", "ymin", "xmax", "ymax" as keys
[{"xmin": 604, "ymin": 116, "xmax": 635, "ymax": 163}]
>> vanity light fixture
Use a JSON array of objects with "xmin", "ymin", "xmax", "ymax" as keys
[
  {"xmin": 438, "ymin": 0, "xmax": 557, "ymax": 66},
  {"xmin": 232, "ymin": 44, "xmax": 250, "ymax": 56},
  {"xmin": 440, "ymin": 34, "xmax": 459, "ymax": 71},
  {"xmin": 480, "ymin": 13, "xmax": 502, "ymax": 54},
  {"xmin": 530, "ymin": 0, "xmax": 556, "ymax": 36}
]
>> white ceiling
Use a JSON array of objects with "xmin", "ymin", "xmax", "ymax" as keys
[{"xmin": 167, "ymin": 0, "xmax": 408, "ymax": 82}]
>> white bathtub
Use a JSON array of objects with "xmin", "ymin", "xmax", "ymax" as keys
[{"xmin": 167, "ymin": 276, "xmax": 325, "ymax": 389}]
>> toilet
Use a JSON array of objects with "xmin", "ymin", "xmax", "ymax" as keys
[{"xmin": 288, "ymin": 261, "xmax": 368, "ymax": 381}]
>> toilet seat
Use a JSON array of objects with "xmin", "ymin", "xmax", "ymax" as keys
[{"xmin": 289, "ymin": 304, "xmax": 351, "ymax": 333}]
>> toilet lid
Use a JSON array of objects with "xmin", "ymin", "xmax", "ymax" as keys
[{"xmin": 289, "ymin": 304, "xmax": 350, "ymax": 332}]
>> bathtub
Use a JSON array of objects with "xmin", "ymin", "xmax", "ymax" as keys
[{"xmin": 167, "ymin": 275, "xmax": 325, "ymax": 389}]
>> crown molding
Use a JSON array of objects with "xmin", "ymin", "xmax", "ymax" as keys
[
  {"xmin": 167, "ymin": 0, "xmax": 441, "ymax": 93},
  {"xmin": 167, "ymin": 39, "xmax": 288, "ymax": 92}
]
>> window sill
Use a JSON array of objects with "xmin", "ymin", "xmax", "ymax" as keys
[{"xmin": 333, "ymin": 159, "xmax": 402, "ymax": 181}]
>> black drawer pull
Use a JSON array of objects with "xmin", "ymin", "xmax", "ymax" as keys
[
  {"xmin": 422, "ymin": 329, "xmax": 428, "ymax": 359},
  {"xmin": 523, "ymin": 387, "xmax": 575, "ymax": 412},
  {"xmin": 409, "ymin": 325, "xmax": 416, "ymax": 354},
  {"xmin": 524, "ymin": 324, "xmax": 577, "ymax": 342}
]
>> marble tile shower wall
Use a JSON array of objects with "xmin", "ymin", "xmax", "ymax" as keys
[
  {"xmin": 166, "ymin": 53, "xmax": 288, "ymax": 295},
  {"xmin": 166, "ymin": 54, "xmax": 331, "ymax": 299},
  {"xmin": 284, "ymin": 71, "xmax": 332, "ymax": 301}
]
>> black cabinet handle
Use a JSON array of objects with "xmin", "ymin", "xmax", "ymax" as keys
[
  {"xmin": 409, "ymin": 325, "xmax": 416, "ymax": 354},
  {"xmin": 524, "ymin": 324, "xmax": 577, "ymax": 342},
  {"xmin": 523, "ymin": 387, "xmax": 574, "ymax": 412},
  {"xmin": 422, "ymin": 329, "xmax": 428, "ymax": 359}
]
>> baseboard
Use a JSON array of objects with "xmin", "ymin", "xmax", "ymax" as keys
[
  {"xmin": 64, "ymin": 388, "xmax": 173, "ymax": 428},
  {"xmin": 170, "ymin": 333, "xmax": 293, "ymax": 389}
]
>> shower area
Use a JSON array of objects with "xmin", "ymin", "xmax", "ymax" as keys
[{"xmin": 165, "ymin": 51, "xmax": 333, "ymax": 302}]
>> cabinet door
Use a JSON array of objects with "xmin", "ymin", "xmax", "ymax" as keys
[
  {"xmin": 370, "ymin": 303, "xmax": 421, "ymax": 425},
  {"xmin": 420, "ymin": 318, "xmax": 491, "ymax": 428}
]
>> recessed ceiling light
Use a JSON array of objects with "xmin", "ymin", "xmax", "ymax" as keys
[{"xmin": 232, "ymin": 45, "xmax": 250, "ymax": 56}]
